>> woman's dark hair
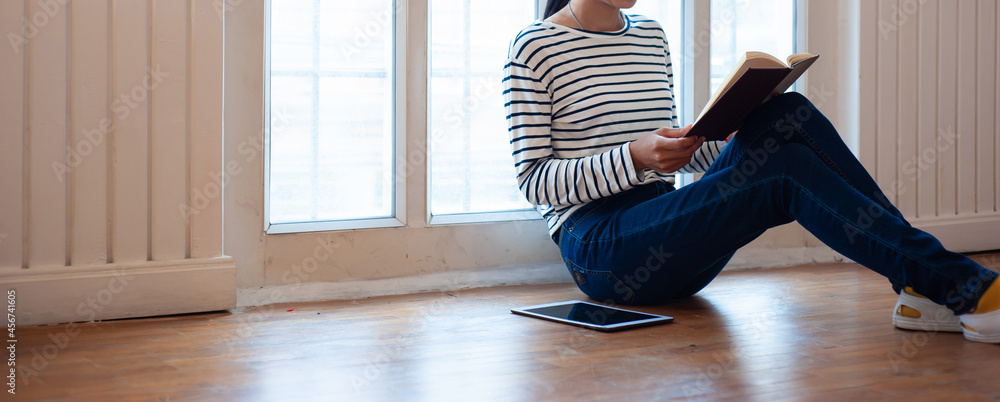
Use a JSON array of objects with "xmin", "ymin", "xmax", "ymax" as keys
[{"xmin": 543, "ymin": 0, "xmax": 571, "ymax": 19}]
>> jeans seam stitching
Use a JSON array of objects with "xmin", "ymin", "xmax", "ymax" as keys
[
  {"xmin": 564, "ymin": 258, "xmax": 635, "ymax": 302},
  {"xmin": 783, "ymin": 175, "xmax": 986, "ymax": 295},
  {"xmin": 573, "ymin": 177, "xmax": 784, "ymax": 245}
]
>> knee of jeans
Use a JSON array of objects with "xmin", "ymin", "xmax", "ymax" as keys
[
  {"xmin": 774, "ymin": 91, "xmax": 809, "ymax": 105},
  {"xmin": 745, "ymin": 93, "xmax": 812, "ymax": 134},
  {"xmin": 756, "ymin": 143, "xmax": 820, "ymax": 181},
  {"xmin": 770, "ymin": 92, "xmax": 816, "ymax": 123},
  {"xmin": 769, "ymin": 91, "xmax": 813, "ymax": 113}
]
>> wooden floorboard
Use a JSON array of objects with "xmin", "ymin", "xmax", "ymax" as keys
[{"xmin": 12, "ymin": 253, "xmax": 1000, "ymax": 401}]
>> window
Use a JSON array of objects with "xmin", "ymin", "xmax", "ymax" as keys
[
  {"xmin": 709, "ymin": 0, "xmax": 796, "ymax": 95},
  {"xmin": 266, "ymin": 0, "xmax": 402, "ymax": 233},
  {"xmin": 265, "ymin": 0, "xmax": 796, "ymax": 233},
  {"xmin": 634, "ymin": 0, "xmax": 796, "ymax": 124}
]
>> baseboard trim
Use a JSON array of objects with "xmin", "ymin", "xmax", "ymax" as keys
[
  {"xmin": 911, "ymin": 213, "xmax": 1000, "ymax": 253},
  {"xmin": 726, "ymin": 246, "xmax": 847, "ymax": 270},
  {"xmin": 238, "ymin": 261, "xmax": 571, "ymax": 307},
  {"xmin": 238, "ymin": 246, "xmax": 848, "ymax": 307},
  {"xmin": 3, "ymin": 257, "xmax": 236, "ymax": 326}
]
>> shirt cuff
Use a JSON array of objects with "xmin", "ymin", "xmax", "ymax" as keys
[{"xmin": 621, "ymin": 142, "xmax": 645, "ymax": 184}]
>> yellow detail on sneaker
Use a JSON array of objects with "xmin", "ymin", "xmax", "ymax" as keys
[
  {"xmin": 897, "ymin": 305, "xmax": 922, "ymax": 319},
  {"xmin": 962, "ymin": 322, "xmax": 977, "ymax": 332},
  {"xmin": 975, "ymin": 281, "xmax": 1000, "ymax": 314},
  {"xmin": 903, "ymin": 287, "xmax": 924, "ymax": 298}
]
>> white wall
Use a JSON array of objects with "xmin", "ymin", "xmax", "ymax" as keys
[
  {"xmin": 858, "ymin": 0, "xmax": 1000, "ymax": 250},
  {"xmin": 0, "ymin": 0, "xmax": 234, "ymax": 325}
]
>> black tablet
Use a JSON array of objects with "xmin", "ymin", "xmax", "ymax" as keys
[{"xmin": 511, "ymin": 300, "xmax": 673, "ymax": 332}]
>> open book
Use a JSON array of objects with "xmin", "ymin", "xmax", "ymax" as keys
[{"xmin": 685, "ymin": 52, "xmax": 819, "ymax": 141}]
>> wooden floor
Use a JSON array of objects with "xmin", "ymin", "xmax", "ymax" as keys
[{"xmin": 15, "ymin": 253, "xmax": 1000, "ymax": 401}]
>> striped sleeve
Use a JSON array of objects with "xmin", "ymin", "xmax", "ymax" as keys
[
  {"xmin": 677, "ymin": 140, "xmax": 726, "ymax": 173},
  {"xmin": 504, "ymin": 58, "xmax": 642, "ymax": 208}
]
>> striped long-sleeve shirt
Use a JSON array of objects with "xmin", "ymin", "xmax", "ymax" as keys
[{"xmin": 504, "ymin": 14, "xmax": 724, "ymax": 237}]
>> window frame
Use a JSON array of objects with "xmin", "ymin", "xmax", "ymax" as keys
[{"xmin": 263, "ymin": 0, "xmax": 409, "ymax": 234}]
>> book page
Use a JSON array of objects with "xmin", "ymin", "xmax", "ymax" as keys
[
  {"xmin": 747, "ymin": 51, "xmax": 786, "ymax": 66},
  {"xmin": 786, "ymin": 53, "xmax": 816, "ymax": 66}
]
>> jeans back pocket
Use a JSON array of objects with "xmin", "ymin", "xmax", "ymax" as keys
[{"xmin": 563, "ymin": 258, "xmax": 636, "ymax": 305}]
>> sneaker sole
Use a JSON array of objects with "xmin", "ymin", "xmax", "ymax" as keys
[
  {"xmin": 892, "ymin": 292, "xmax": 963, "ymax": 333},
  {"xmin": 893, "ymin": 315, "xmax": 963, "ymax": 333},
  {"xmin": 959, "ymin": 309, "xmax": 1000, "ymax": 343},
  {"xmin": 961, "ymin": 329, "xmax": 1000, "ymax": 343}
]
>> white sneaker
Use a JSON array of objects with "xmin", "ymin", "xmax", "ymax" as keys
[
  {"xmin": 892, "ymin": 288, "xmax": 963, "ymax": 333},
  {"xmin": 959, "ymin": 310, "xmax": 1000, "ymax": 343}
]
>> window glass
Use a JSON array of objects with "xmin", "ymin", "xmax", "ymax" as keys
[
  {"xmin": 427, "ymin": 0, "xmax": 536, "ymax": 216},
  {"xmin": 709, "ymin": 0, "xmax": 796, "ymax": 95},
  {"xmin": 269, "ymin": 0, "xmax": 396, "ymax": 224},
  {"xmin": 628, "ymin": 1, "xmax": 684, "ymax": 123}
]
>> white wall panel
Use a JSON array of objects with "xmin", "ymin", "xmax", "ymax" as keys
[
  {"xmin": 857, "ymin": 0, "xmax": 877, "ymax": 174},
  {"xmin": 0, "ymin": 0, "xmax": 224, "ymax": 268},
  {"xmin": 916, "ymin": 0, "xmax": 937, "ymax": 219},
  {"xmin": 936, "ymin": 1, "xmax": 958, "ymax": 217},
  {"xmin": 875, "ymin": 0, "xmax": 898, "ymax": 202},
  {"xmin": 111, "ymin": 0, "xmax": 151, "ymax": 262},
  {"xmin": 189, "ymin": 0, "xmax": 225, "ymax": 259},
  {"xmin": 975, "ymin": 0, "xmax": 996, "ymax": 214},
  {"xmin": 28, "ymin": 0, "xmax": 69, "ymax": 267},
  {"xmin": 0, "ymin": 0, "xmax": 26, "ymax": 269},
  {"xmin": 956, "ymin": 1, "xmax": 977, "ymax": 216},
  {"xmin": 0, "ymin": 0, "xmax": 232, "ymax": 324},
  {"xmin": 996, "ymin": 0, "xmax": 1000, "ymax": 215},
  {"xmin": 862, "ymin": 0, "xmax": 1000, "ymax": 251},
  {"xmin": 897, "ymin": 0, "xmax": 918, "ymax": 217},
  {"xmin": 150, "ymin": 0, "xmax": 189, "ymax": 261},
  {"xmin": 70, "ymin": 0, "xmax": 110, "ymax": 265}
]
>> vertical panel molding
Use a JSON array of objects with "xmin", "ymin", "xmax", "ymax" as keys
[
  {"xmin": 859, "ymin": 0, "xmax": 1000, "ymax": 251},
  {"xmin": 0, "ymin": 0, "xmax": 234, "ymax": 325}
]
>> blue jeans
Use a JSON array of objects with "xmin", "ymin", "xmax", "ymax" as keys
[{"xmin": 557, "ymin": 92, "xmax": 996, "ymax": 315}]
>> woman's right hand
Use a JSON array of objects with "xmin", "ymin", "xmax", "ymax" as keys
[{"xmin": 630, "ymin": 125, "xmax": 706, "ymax": 173}]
